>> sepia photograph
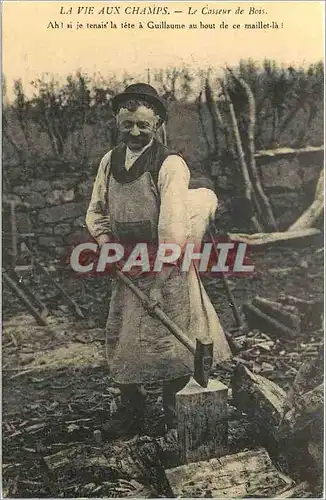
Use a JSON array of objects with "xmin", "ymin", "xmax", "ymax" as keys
[{"xmin": 2, "ymin": 1, "xmax": 324, "ymax": 497}]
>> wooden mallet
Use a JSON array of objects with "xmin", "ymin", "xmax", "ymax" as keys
[{"xmin": 115, "ymin": 269, "xmax": 228, "ymax": 464}]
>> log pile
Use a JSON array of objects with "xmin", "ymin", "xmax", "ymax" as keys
[
  {"xmin": 221, "ymin": 287, "xmax": 323, "ymax": 493},
  {"xmin": 229, "ymin": 325, "xmax": 323, "ymax": 491},
  {"xmin": 243, "ymin": 294, "xmax": 323, "ymax": 343}
]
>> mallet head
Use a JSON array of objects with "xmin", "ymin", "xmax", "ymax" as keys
[{"xmin": 193, "ymin": 338, "xmax": 214, "ymax": 388}]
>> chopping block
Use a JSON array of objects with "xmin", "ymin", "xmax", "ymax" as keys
[
  {"xmin": 114, "ymin": 270, "xmax": 229, "ymax": 464},
  {"xmin": 176, "ymin": 376, "xmax": 228, "ymax": 465}
]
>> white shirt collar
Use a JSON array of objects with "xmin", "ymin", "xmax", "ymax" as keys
[
  {"xmin": 126, "ymin": 138, "xmax": 154, "ymax": 157},
  {"xmin": 125, "ymin": 139, "xmax": 154, "ymax": 170}
]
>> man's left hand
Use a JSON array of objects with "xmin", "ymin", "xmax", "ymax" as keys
[{"xmin": 148, "ymin": 288, "xmax": 164, "ymax": 310}]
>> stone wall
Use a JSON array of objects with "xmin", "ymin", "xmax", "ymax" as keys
[
  {"xmin": 3, "ymin": 176, "xmax": 94, "ymax": 256},
  {"xmin": 3, "ymin": 147, "xmax": 324, "ymax": 257},
  {"xmin": 216, "ymin": 146, "xmax": 324, "ymax": 231}
]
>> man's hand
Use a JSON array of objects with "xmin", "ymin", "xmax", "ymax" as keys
[
  {"xmin": 97, "ymin": 234, "xmax": 111, "ymax": 246},
  {"xmin": 148, "ymin": 287, "xmax": 164, "ymax": 310}
]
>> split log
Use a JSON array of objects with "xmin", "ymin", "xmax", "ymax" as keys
[
  {"xmin": 243, "ymin": 303, "xmax": 297, "ymax": 339},
  {"xmin": 165, "ymin": 448, "xmax": 293, "ymax": 498},
  {"xmin": 231, "ymin": 366, "xmax": 323, "ymax": 485},
  {"xmin": 231, "ymin": 364, "xmax": 287, "ymax": 436},
  {"xmin": 288, "ymin": 168, "xmax": 324, "ymax": 232},
  {"xmin": 229, "ymin": 228, "xmax": 321, "ymax": 248},
  {"xmin": 252, "ymin": 296, "xmax": 301, "ymax": 331},
  {"xmin": 279, "ymin": 293, "xmax": 321, "ymax": 311}
]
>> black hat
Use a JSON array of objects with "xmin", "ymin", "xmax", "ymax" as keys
[{"xmin": 111, "ymin": 83, "xmax": 167, "ymax": 121}]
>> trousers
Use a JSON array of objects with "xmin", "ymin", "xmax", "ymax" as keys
[{"xmin": 118, "ymin": 375, "xmax": 190, "ymax": 429}]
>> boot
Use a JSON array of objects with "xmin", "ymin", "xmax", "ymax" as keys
[
  {"xmin": 163, "ymin": 376, "xmax": 190, "ymax": 431},
  {"xmin": 103, "ymin": 384, "xmax": 147, "ymax": 439}
]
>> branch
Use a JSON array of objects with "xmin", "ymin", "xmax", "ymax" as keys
[
  {"xmin": 204, "ymin": 79, "xmax": 221, "ymax": 155},
  {"xmin": 227, "ymin": 68, "xmax": 278, "ymax": 231},
  {"xmin": 197, "ymin": 90, "xmax": 213, "ymax": 156},
  {"xmin": 222, "ymin": 82, "xmax": 263, "ymax": 232}
]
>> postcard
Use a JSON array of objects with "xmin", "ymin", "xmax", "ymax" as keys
[{"xmin": 2, "ymin": 1, "xmax": 324, "ymax": 498}]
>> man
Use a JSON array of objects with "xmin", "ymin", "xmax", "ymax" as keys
[{"xmin": 86, "ymin": 83, "xmax": 231, "ymax": 435}]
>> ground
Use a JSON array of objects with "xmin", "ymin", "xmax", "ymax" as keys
[{"xmin": 2, "ymin": 238, "xmax": 324, "ymax": 497}]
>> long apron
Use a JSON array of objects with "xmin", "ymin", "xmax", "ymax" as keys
[{"xmin": 106, "ymin": 174, "xmax": 231, "ymax": 385}]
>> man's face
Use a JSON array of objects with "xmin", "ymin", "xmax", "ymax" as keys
[{"xmin": 117, "ymin": 105, "xmax": 159, "ymax": 151}]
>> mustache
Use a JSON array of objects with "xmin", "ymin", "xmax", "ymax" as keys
[{"xmin": 125, "ymin": 135, "xmax": 146, "ymax": 144}]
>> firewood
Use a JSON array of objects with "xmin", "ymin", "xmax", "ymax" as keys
[
  {"xmin": 231, "ymin": 364, "xmax": 287, "ymax": 436},
  {"xmin": 165, "ymin": 448, "xmax": 293, "ymax": 498},
  {"xmin": 279, "ymin": 294, "xmax": 319, "ymax": 310},
  {"xmin": 278, "ymin": 294, "xmax": 323, "ymax": 331},
  {"xmin": 281, "ymin": 383, "xmax": 324, "ymax": 436},
  {"xmin": 252, "ymin": 296, "xmax": 301, "ymax": 331},
  {"xmin": 243, "ymin": 303, "xmax": 297, "ymax": 339}
]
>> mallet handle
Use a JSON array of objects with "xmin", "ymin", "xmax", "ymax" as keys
[{"xmin": 116, "ymin": 269, "xmax": 196, "ymax": 356}]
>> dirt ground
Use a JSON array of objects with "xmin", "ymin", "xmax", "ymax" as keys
[{"xmin": 2, "ymin": 238, "xmax": 324, "ymax": 497}]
